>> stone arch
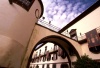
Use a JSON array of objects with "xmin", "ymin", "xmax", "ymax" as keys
[{"xmin": 27, "ymin": 35, "xmax": 81, "ymax": 68}]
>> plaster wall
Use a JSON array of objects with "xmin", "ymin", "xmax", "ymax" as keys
[
  {"xmin": 62, "ymin": 4, "xmax": 100, "ymax": 60},
  {"xmin": 0, "ymin": 0, "xmax": 42, "ymax": 46},
  {"xmin": 81, "ymin": 43, "xmax": 100, "ymax": 60},
  {"xmin": 0, "ymin": 35, "xmax": 24, "ymax": 68},
  {"xmin": 0, "ymin": 0, "xmax": 42, "ymax": 68},
  {"xmin": 65, "ymin": 6, "xmax": 100, "ymax": 37}
]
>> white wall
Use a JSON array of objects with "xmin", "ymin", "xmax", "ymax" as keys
[
  {"xmin": 65, "ymin": 6, "xmax": 100, "ymax": 37},
  {"xmin": 62, "ymin": 6, "xmax": 100, "ymax": 59}
]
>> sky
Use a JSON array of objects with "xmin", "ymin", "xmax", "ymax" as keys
[{"xmin": 41, "ymin": 0, "xmax": 97, "ymax": 29}]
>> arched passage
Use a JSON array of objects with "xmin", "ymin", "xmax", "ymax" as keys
[{"xmin": 27, "ymin": 35, "xmax": 81, "ymax": 68}]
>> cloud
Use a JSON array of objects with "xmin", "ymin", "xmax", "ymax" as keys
[{"xmin": 41, "ymin": 0, "xmax": 97, "ymax": 29}]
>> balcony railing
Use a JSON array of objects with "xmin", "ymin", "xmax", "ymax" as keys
[
  {"xmin": 62, "ymin": 26, "xmax": 100, "ymax": 41},
  {"xmin": 37, "ymin": 19, "xmax": 61, "ymax": 32},
  {"xmin": 37, "ymin": 19, "xmax": 100, "ymax": 42}
]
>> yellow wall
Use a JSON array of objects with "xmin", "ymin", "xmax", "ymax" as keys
[
  {"xmin": 0, "ymin": 35, "xmax": 24, "ymax": 68},
  {"xmin": 0, "ymin": 0, "xmax": 42, "ymax": 46},
  {"xmin": 0, "ymin": 0, "xmax": 42, "ymax": 68},
  {"xmin": 81, "ymin": 43, "xmax": 100, "ymax": 60}
]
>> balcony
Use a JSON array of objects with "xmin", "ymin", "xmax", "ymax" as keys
[{"xmin": 37, "ymin": 19, "xmax": 61, "ymax": 32}]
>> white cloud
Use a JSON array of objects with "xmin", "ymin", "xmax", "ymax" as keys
[
  {"xmin": 41, "ymin": 0, "xmax": 97, "ymax": 29},
  {"xmin": 60, "ymin": 12, "xmax": 67, "ymax": 20},
  {"xmin": 73, "ymin": 2, "xmax": 81, "ymax": 11},
  {"xmin": 53, "ymin": 14, "xmax": 60, "ymax": 21},
  {"xmin": 78, "ymin": 4, "xmax": 86, "ymax": 12}
]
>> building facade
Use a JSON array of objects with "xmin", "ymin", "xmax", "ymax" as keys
[{"xmin": 0, "ymin": 0, "xmax": 100, "ymax": 68}]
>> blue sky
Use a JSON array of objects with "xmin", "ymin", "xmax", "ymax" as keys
[{"xmin": 41, "ymin": 0, "xmax": 97, "ymax": 28}]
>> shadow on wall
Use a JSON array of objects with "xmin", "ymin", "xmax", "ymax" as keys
[{"xmin": 0, "ymin": 35, "xmax": 25, "ymax": 68}]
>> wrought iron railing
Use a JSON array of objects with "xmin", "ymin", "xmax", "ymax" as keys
[
  {"xmin": 37, "ymin": 19, "xmax": 100, "ymax": 42},
  {"xmin": 37, "ymin": 19, "xmax": 61, "ymax": 32},
  {"xmin": 62, "ymin": 26, "xmax": 100, "ymax": 41},
  {"xmin": 78, "ymin": 26, "xmax": 100, "ymax": 41}
]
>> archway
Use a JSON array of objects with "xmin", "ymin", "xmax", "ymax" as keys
[{"xmin": 27, "ymin": 35, "xmax": 81, "ymax": 68}]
